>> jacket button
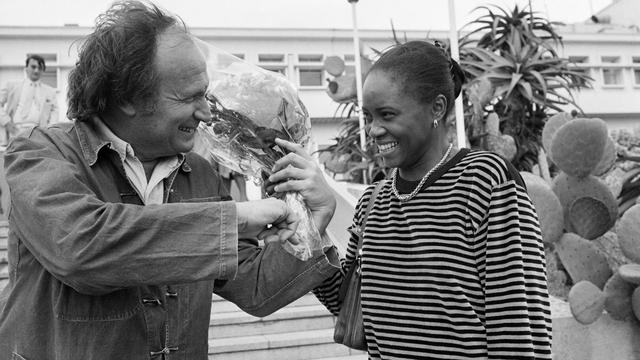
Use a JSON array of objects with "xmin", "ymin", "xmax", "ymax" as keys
[{"xmin": 142, "ymin": 298, "xmax": 162, "ymax": 306}]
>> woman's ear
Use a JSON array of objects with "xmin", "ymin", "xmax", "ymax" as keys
[{"xmin": 431, "ymin": 94, "xmax": 448, "ymax": 121}]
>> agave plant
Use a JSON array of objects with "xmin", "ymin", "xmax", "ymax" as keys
[
  {"xmin": 460, "ymin": 4, "xmax": 592, "ymax": 171},
  {"xmin": 460, "ymin": 5, "xmax": 563, "ymax": 55},
  {"xmin": 462, "ymin": 43, "xmax": 590, "ymax": 113},
  {"xmin": 317, "ymin": 117, "xmax": 388, "ymax": 184}
]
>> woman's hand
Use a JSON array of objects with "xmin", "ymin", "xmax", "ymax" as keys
[{"xmin": 266, "ymin": 138, "xmax": 336, "ymax": 234}]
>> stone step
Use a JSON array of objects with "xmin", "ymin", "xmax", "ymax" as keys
[
  {"xmin": 208, "ymin": 328, "xmax": 366, "ymax": 360},
  {"xmin": 0, "ymin": 221, "xmax": 7, "ymax": 265},
  {"xmin": 0, "ymin": 264, "xmax": 7, "ymax": 279},
  {"xmin": 210, "ymin": 303, "xmax": 335, "ymax": 339},
  {"xmin": 211, "ymin": 292, "xmax": 320, "ymax": 313}
]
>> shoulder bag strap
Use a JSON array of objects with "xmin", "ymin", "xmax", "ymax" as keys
[
  {"xmin": 356, "ymin": 180, "xmax": 385, "ymax": 252},
  {"xmin": 338, "ymin": 180, "xmax": 386, "ymax": 302}
]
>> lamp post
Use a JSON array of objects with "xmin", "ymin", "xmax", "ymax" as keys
[
  {"xmin": 448, "ymin": 0, "xmax": 466, "ymax": 148},
  {"xmin": 348, "ymin": 0, "xmax": 367, "ymax": 154},
  {"xmin": 348, "ymin": 0, "xmax": 369, "ymax": 183}
]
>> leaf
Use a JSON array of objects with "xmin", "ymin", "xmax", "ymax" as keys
[{"xmin": 505, "ymin": 73, "xmax": 523, "ymax": 98}]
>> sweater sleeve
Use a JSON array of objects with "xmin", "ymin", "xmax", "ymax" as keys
[
  {"xmin": 480, "ymin": 179, "xmax": 553, "ymax": 359},
  {"xmin": 311, "ymin": 183, "xmax": 376, "ymax": 315}
]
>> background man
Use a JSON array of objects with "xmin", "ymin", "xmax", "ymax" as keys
[
  {"xmin": 0, "ymin": 1, "xmax": 338, "ymax": 359},
  {"xmin": 0, "ymin": 54, "xmax": 59, "ymax": 145}
]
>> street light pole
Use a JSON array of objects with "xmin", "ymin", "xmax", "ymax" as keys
[
  {"xmin": 448, "ymin": 0, "xmax": 467, "ymax": 148},
  {"xmin": 348, "ymin": 0, "xmax": 369, "ymax": 183},
  {"xmin": 348, "ymin": 0, "xmax": 367, "ymax": 154}
]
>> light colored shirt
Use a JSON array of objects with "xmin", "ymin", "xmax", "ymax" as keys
[
  {"xmin": 93, "ymin": 116, "xmax": 183, "ymax": 205},
  {"xmin": 15, "ymin": 80, "xmax": 41, "ymax": 125}
]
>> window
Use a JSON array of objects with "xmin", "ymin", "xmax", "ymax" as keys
[
  {"xmin": 258, "ymin": 54, "xmax": 285, "ymax": 62},
  {"xmin": 601, "ymin": 56, "xmax": 623, "ymax": 86},
  {"xmin": 602, "ymin": 68, "xmax": 622, "ymax": 85},
  {"xmin": 573, "ymin": 68, "xmax": 591, "ymax": 87},
  {"xmin": 258, "ymin": 54, "xmax": 286, "ymax": 76},
  {"xmin": 567, "ymin": 56, "xmax": 591, "ymax": 87},
  {"xmin": 299, "ymin": 69, "xmax": 323, "ymax": 86},
  {"xmin": 298, "ymin": 54, "xmax": 323, "ymax": 62},
  {"xmin": 633, "ymin": 56, "xmax": 640, "ymax": 86},
  {"xmin": 568, "ymin": 56, "xmax": 589, "ymax": 64},
  {"xmin": 232, "ymin": 53, "xmax": 245, "ymax": 60},
  {"xmin": 344, "ymin": 54, "xmax": 355, "ymax": 62},
  {"xmin": 262, "ymin": 67, "xmax": 286, "ymax": 76},
  {"xmin": 297, "ymin": 54, "xmax": 324, "ymax": 87}
]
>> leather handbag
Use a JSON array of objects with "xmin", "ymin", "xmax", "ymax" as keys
[{"xmin": 333, "ymin": 180, "xmax": 384, "ymax": 351}]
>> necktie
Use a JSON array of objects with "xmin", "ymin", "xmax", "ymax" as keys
[{"xmin": 22, "ymin": 83, "xmax": 36, "ymax": 114}]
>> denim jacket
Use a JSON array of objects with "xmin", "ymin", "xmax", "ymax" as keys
[{"xmin": 0, "ymin": 120, "xmax": 340, "ymax": 359}]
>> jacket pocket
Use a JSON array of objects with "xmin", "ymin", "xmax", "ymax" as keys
[{"xmin": 54, "ymin": 284, "xmax": 142, "ymax": 321}]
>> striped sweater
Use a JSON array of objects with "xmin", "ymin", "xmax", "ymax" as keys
[{"xmin": 314, "ymin": 149, "xmax": 552, "ymax": 359}]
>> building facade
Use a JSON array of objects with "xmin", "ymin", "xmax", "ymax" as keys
[{"xmin": 0, "ymin": 20, "xmax": 638, "ymax": 147}]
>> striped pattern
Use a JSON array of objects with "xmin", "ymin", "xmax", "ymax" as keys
[{"xmin": 315, "ymin": 150, "xmax": 552, "ymax": 359}]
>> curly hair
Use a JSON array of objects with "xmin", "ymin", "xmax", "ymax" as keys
[
  {"xmin": 368, "ymin": 40, "xmax": 466, "ymax": 120},
  {"xmin": 66, "ymin": 0, "xmax": 187, "ymax": 121}
]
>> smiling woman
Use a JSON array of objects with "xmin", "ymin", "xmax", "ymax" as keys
[{"xmin": 273, "ymin": 40, "xmax": 553, "ymax": 359}]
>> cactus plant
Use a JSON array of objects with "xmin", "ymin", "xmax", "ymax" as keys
[
  {"xmin": 551, "ymin": 173, "xmax": 618, "ymax": 239},
  {"xmin": 555, "ymin": 233, "xmax": 612, "ymax": 289},
  {"xmin": 592, "ymin": 136, "xmax": 617, "ymax": 176},
  {"xmin": 633, "ymin": 287, "xmax": 640, "ymax": 321},
  {"xmin": 618, "ymin": 264, "xmax": 640, "ymax": 285},
  {"xmin": 485, "ymin": 112, "xmax": 517, "ymax": 161},
  {"xmin": 549, "ymin": 118, "xmax": 608, "ymax": 178},
  {"xmin": 568, "ymin": 197, "xmax": 614, "ymax": 240},
  {"xmin": 538, "ymin": 112, "xmax": 640, "ymax": 327},
  {"xmin": 568, "ymin": 280, "xmax": 607, "ymax": 325},
  {"xmin": 603, "ymin": 272, "xmax": 635, "ymax": 321},
  {"xmin": 521, "ymin": 172, "xmax": 564, "ymax": 244},
  {"xmin": 541, "ymin": 112, "xmax": 572, "ymax": 158},
  {"xmin": 616, "ymin": 204, "xmax": 640, "ymax": 263}
]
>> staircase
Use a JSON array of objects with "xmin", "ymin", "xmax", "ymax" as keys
[{"xmin": 208, "ymin": 293, "xmax": 367, "ymax": 359}]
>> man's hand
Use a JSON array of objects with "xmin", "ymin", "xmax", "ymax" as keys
[{"xmin": 236, "ymin": 198, "xmax": 300, "ymax": 244}]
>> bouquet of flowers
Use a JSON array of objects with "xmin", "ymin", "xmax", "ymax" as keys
[{"xmin": 193, "ymin": 40, "xmax": 332, "ymax": 261}]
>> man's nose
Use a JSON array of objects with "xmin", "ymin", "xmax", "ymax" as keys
[{"xmin": 192, "ymin": 95, "xmax": 212, "ymax": 124}]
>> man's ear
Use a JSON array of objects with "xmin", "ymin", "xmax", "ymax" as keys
[
  {"xmin": 119, "ymin": 102, "xmax": 137, "ymax": 117},
  {"xmin": 431, "ymin": 94, "xmax": 448, "ymax": 121}
]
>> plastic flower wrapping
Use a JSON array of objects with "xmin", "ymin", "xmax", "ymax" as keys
[{"xmin": 192, "ymin": 40, "xmax": 332, "ymax": 261}]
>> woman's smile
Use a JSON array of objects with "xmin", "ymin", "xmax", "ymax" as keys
[{"xmin": 377, "ymin": 141, "xmax": 398, "ymax": 154}]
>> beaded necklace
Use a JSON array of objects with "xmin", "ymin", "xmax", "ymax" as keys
[{"xmin": 391, "ymin": 143, "xmax": 453, "ymax": 202}]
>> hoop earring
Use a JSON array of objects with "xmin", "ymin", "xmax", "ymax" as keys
[{"xmin": 433, "ymin": 119, "xmax": 439, "ymax": 128}]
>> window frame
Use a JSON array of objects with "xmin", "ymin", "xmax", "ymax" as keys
[
  {"xmin": 296, "ymin": 54, "xmax": 325, "ymax": 89},
  {"xmin": 600, "ymin": 55, "xmax": 625, "ymax": 88}
]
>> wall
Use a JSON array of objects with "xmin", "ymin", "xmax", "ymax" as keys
[{"xmin": 0, "ymin": 25, "xmax": 639, "ymax": 148}]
